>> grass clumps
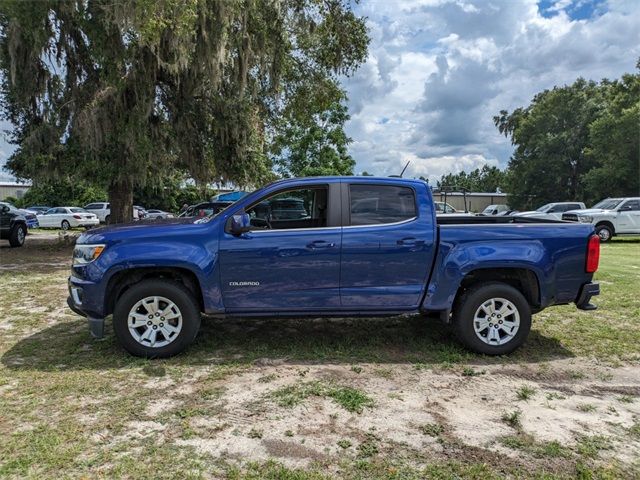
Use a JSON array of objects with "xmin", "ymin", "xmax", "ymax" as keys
[
  {"xmin": 270, "ymin": 381, "xmax": 374, "ymax": 413},
  {"xmin": 419, "ymin": 423, "xmax": 445, "ymax": 437},
  {"xmin": 516, "ymin": 385, "xmax": 536, "ymax": 401},
  {"xmin": 501, "ymin": 409, "xmax": 522, "ymax": 430}
]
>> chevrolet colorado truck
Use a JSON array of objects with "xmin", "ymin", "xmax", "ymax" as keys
[{"xmin": 67, "ymin": 177, "xmax": 601, "ymax": 358}]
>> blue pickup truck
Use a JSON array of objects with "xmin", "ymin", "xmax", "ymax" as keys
[{"xmin": 67, "ymin": 177, "xmax": 600, "ymax": 357}]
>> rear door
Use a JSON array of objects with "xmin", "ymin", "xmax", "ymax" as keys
[
  {"xmin": 339, "ymin": 181, "xmax": 437, "ymax": 308},
  {"xmin": 219, "ymin": 182, "xmax": 342, "ymax": 311}
]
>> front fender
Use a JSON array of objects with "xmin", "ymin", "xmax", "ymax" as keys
[
  {"xmin": 421, "ymin": 239, "xmax": 549, "ymax": 312},
  {"xmin": 73, "ymin": 238, "xmax": 222, "ymax": 317}
]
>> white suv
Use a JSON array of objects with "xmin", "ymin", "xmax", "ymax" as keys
[
  {"xmin": 84, "ymin": 202, "xmax": 139, "ymax": 224},
  {"xmin": 562, "ymin": 198, "xmax": 640, "ymax": 242}
]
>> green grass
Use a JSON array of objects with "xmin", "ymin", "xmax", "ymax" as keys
[
  {"xmin": 270, "ymin": 381, "xmax": 374, "ymax": 413},
  {"xmin": 501, "ymin": 409, "xmax": 523, "ymax": 430},
  {"xmin": 516, "ymin": 385, "xmax": 536, "ymax": 401},
  {"xmin": 0, "ymin": 239, "xmax": 639, "ymax": 478}
]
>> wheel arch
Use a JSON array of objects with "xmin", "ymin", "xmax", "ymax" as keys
[
  {"xmin": 456, "ymin": 267, "xmax": 541, "ymax": 312},
  {"xmin": 595, "ymin": 220, "xmax": 615, "ymax": 234},
  {"xmin": 104, "ymin": 267, "xmax": 205, "ymax": 316}
]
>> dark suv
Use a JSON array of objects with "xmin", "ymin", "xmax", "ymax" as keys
[{"xmin": 0, "ymin": 202, "xmax": 28, "ymax": 247}]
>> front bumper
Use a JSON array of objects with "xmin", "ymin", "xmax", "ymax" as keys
[
  {"xmin": 575, "ymin": 282, "xmax": 600, "ymax": 310},
  {"xmin": 68, "ymin": 277, "xmax": 105, "ymax": 339}
]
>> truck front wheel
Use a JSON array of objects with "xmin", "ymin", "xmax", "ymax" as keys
[
  {"xmin": 113, "ymin": 279, "xmax": 201, "ymax": 358},
  {"xmin": 453, "ymin": 282, "xmax": 531, "ymax": 355}
]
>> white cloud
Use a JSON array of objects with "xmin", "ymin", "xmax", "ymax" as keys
[{"xmin": 342, "ymin": 0, "xmax": 640, "ymax": 182}]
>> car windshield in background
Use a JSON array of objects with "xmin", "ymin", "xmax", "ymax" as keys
[
  {"xmin": 536, "ymin": 203, "xmax": 552, "ymax": 212},
  {"xmin": 592, "ymin": 199, "xmax": 623, "ymax": 210}
]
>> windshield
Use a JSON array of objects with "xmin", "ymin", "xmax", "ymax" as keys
[
  {"xmin": 536, "ymin": 203, "xmax": 552, "ymax": 212},
  {"xmin": 592, "ymin": 199, "xmax": 623, "ymax": 210},
  {"xmin": 70, "ymin": 208, "xmax": 86, "ymax": 213}
]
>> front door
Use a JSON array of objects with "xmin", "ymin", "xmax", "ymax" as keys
[
  {"xmin": 617, "ymin": 199, "xmax": 640, "ymax": 233},
  {"xmin": 340, "ymin": 182, "xmax": 437, "ymax": 308},
  {"xmin": 219, "ymin": 183, "xmax": 342, "ymax": 311}
]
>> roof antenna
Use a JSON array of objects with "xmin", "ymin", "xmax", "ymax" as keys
[{"xmin": 399, "ymin": 160, "xmax": 410, "ymax": 178}]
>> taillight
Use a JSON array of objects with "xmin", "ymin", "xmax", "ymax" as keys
[
  {"xmin": 586, "ymin": 234, "xmax": 600, "ymax": 273},
  {"xmin": 73, "ymin": 215, "xmax": 82, "ymax": 220}
]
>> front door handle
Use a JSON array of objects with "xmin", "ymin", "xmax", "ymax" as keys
[
  {"xmin": 306, "ymin": 240, "xmax": 336, "ymax": 249},
  {"xmin": 397, "ymin": 237, "xmax": 424, "ymax": 247}
]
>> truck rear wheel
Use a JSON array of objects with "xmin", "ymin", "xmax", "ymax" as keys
[
  {"xmin": 453, "ymin": 282, "xmax": 531, "ymax": 355},
  {"xmin": 113, "ymin": 279, "xmax": 201, "ymax": 358}
]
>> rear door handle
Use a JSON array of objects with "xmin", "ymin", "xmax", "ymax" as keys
[{"xmin": 306, "ymin": 240, "xmax": 336, "ymax": 249}]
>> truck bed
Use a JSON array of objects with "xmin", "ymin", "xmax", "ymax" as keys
[{"xmin": 437, "ymin": 215, "xmax": 561, "ymax": 225}]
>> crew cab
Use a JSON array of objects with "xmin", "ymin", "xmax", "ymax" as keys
[
  {"xmin": 562, "ymin": 198, "xmax": 640, "ymax": 242},
  {"xmin": 67, "ymin": 177, "xmax": 600, "ymax": 358}
]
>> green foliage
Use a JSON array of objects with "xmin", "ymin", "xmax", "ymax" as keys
[
  {"xmin": 13, "ymin": 180, "xmax": 107, "ymax": 209},
  {"xmin": 495, "ymin": 68, "xmax": 639, "ymax": 210},
  {"xmin": 437, "ymin": 165, "xmax": 507, "ymax": 193},
  {"xmin": 270, "ymin": 77, "xmax": 355, "ymax": 177},
  {"xmin": 270, "ymin": 381, "xmax": 373, "ymax": 413},
  {"xmin": 1, "ymin": 0, "xmax": 369, "ymax": 222}
]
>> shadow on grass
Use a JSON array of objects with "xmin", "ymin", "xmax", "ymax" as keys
[{"xmin": 2, "ymin": 315, "xmax": 573, "ymax": 372}]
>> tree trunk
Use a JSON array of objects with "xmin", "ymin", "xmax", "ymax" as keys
[{"xmin": 108, "ymin": 179, "xmax": 133, "ymax": 224}]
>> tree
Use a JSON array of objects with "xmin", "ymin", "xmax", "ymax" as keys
[
  {"xmin": 494, "ymin": 79, "xmax": 606, "ymax": 210},
  {"xmin": 437, "ymin": 165, "xmax": 507, "ymax": 192},
  {"xmin": 581, "ymin": 70, "xmax": 640, "ymax": 204},
  {"xmin": 270, "ymin": 76, "xmax": 355, "ymax": 177},
  {"xmin": 1, "ymin": 0, "xmax": 368, "ymax": 223}
]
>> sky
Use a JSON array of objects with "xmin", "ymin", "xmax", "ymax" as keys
[
  {"xmin": 1, "ymin": 0, "xmax": 639, "ymax": 183},
  {"xmin": 340, "ymin": 0, "xmax": 640, "ymax": 181}
]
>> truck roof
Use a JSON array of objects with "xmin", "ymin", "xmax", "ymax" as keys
[{"xmin": 266, "ymin": 176, "xmax": 428, "ymax": 188}]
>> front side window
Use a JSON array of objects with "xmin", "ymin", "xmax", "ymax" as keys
[
  {"xmin": 246, "ymin": 186, "xmax": 328, "ymax": 230},
  {"xmin": 621, "ymin": 200, "xmax": 640, "ymax": 211},
  {"xmin": 349, "ymin": 185, "xmax": 416, "ymax": 226}
]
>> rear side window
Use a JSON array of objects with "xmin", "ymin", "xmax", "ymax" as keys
[{"xmin": 349, "ymin": 185, "xmax": 416, "ymax": 226}]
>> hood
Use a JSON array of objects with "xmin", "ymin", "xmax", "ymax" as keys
[
  {"xmin": 77, "ymin": 216, "xmax": 210, "ymax": 244},
  {"xmin": 513, "ymin": 211, "xmax": 545, "ymax": 217},
  {"xmin": 564, "ymin": 208, "xmax": 610, "ymax": 215}
]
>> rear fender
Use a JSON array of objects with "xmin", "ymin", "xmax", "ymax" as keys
[{"xmin": 421, "ymin": 240, "xmax": 549, "ymax": 312}]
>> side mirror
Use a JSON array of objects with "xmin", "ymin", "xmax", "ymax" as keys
[{"xmin": 228, "ymin": 212, "xmax": 251, "ymax": 235}]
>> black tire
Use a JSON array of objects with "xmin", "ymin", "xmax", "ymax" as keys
[
  {"xmin": 113, "ymin": 279, "xmax": 201, "ymax": 358},
  {"xmin": 9, "ymin": 223, "xmax": 26, "ymax": 247},
  {"xmin": 104, "ymin": 215, "xmax": 110, "ymax": 224},
  {"xmin": 595, "ymin": 224, "xmax": 612, "ymax": 243},
  {"xmin": 61, "ymin": 220, "xmax": 71, "ymax": 230},
  {"xmin": 453, "ymin": 282, "xmax": 531, "ymax": 355}
]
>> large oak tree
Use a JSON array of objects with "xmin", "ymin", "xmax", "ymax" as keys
[{"xmin": 0, "ymin": 0, "xmax": 368, "ymax": 222}]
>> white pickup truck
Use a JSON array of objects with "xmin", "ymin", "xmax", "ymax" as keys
[{"xmin": 562, "ymin": 197, "xmax": 640, "ymax": 242}]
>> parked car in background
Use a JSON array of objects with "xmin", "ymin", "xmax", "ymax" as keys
[
  {"xmin": 481, "ymin": 204, "xmax": 511, "ymax": 216},
  {"xmin": 38, "ymin": 207, "xmax": 100, "ymax": 230},
  {"xmin": 0, "ymin": 202, "xmax": 27, "ymax": 247},
  {"xmin": 515, "ymin": 202, "xmax": 586, "ymax": 221},
  {"xmin": 562, "ymin": 198, "xmax": 640, "ymax": 242},
  {"xmin": 145, "ymin": 209, "xmax": 174, "ymax": 220},
  {"xmin": 434, "ymin": 201, "xmax": 457, "ymax": 214},
  {"xmin": 18, "ymin": 209, "xmax": 39, "ymax": 229},
  {"xmin": 179, "ymin": 201, "xmax": 232, "ymax": 218},
  {"xmin": 83, "ymin": 202, "xmax": 139, "ymax": 223},
  {"xmin": 134, "ymin": 206, "xmax": 148, "ymax": 219},
  {"xmin": 26, "ymin": 206, "xmax": 51, "ymax": 215}
]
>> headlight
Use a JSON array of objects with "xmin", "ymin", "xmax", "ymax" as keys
[
  {"xmin": 73, "ymin": 244, "xmax": 105, "ymax": 265},
  {"xmin": 578, "ymin": 216, "xmax": 593, "ymax": 223}
]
